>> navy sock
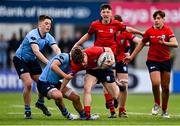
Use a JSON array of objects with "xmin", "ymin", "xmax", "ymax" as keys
[
  {"xmin": 61, "ymin": 108, "xmax": 69, "ymax": 116},
  {"xmin": 25, "ymin": 105, "xmax": 31, "ymax": 112},
  {"xmin": 37, "ymin": 99, "xmax": 44, "ymax": 104},
  {"xmin": 79, "ymin": 110, "xmax": 86, "ymax": 118}
]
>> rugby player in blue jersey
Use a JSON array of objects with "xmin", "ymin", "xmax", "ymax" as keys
[
  {"xmin": 13, "ymin": 15, "xmax": 61, "ymax": 119},
  {"xmin": 36, "ymin": 47, "xmax": 86, "ymax": 120}
]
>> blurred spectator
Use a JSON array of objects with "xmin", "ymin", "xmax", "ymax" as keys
[
  {"xmin": 0, "ymin": 34, "xmax": 8, "ymax": 69},
  {"xmin": 74, "ymin": 31, "xmax": 83, "ymax": 43},
  {"xmin": 58, "ymin": 30, "xmax": 73, "ymax": 53},
  {"xmin": 7, "ymin": 33, "xmax": 21, "ymax": 69}
]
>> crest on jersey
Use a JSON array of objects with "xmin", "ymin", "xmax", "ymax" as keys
[
  {"xmin": 30, "ymin": 37, "xmax": 36, "ymax": 40},
  {"xmin": 109, "ymin": 29, "xmax": 113, "ymax": 33},
  {"xmin": 161, "ymin": 35, "xmax": 166, "ymax": 39},
  {"xmin": 120, "ymin": 39, "xmax": 124, "ymax": 44},
  {"xmin": 59, "ymin": 55, "xmax": 64, "ymax": 60}
]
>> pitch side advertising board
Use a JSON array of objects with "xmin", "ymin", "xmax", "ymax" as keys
[
  {"xmin": 0, "ymin": 1, "xmax": 103, "ymax": 24},
  {"xmin": 111, "ymin": 2, "xmax": 180, "ymax": 27}
]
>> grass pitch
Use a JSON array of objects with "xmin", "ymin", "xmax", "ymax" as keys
[{"xmin": 0, "ymin": 93, "xmax": 180, "ymax": 125}]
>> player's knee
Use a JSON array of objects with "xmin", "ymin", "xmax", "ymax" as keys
[
  {"xmin": 24, "ymin": 84, "xmax": 32, "ymax": 91},
  {"xmin": 84, "ymin": 86, "xmax": 91, "ymax": 94},
  {"xmin": 24, "ymin": 80, "xmax": 32, "ymax": 90},
  {"xmin": 51, "ymin": 90, "xmax": 63, "ymax": 100},
  {"xmin": 162, "ymin": 86, "xmax": 169, "ymax": 94},
  {"xmin": 118, "ymin": 85, "xmax": 126, "ymax": 92},
  {"xmin": 116, "ymin": 79, "xmax": 128, "ymax": 92}
]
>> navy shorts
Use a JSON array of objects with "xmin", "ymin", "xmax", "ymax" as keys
[
  {"xmin": 146, "ymin": 60, "xmax": 171, "ymax": 73},
  {"xmin": 13, "ymin": 56, "xmax": 42, "ymax": 77},
  {"xmin": 116, "ymin": 61, "xmax": 128, "ymax": 73},
  {"xmin": 37, "ymin": 80, "xmax": 61, "ymax": 98},
  {"xmin": 86, "ymin": 68, "xmax": 115, "ymax": 84}
]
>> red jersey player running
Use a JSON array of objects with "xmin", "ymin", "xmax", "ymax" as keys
[{"xmin": 124, "ymin": 10, "xmax": 178, "ymax": 118}]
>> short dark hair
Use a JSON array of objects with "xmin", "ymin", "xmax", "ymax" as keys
[
  {"xmin": 38, "ymin": 15, "xmax": 53, "ymax": 22},
  {"xmin": 114, "ymin": 15, "xmax": 123, "ymax": 22},
  {"xmin": 71, "ymin": 46, "xmax": 84, "ymax": 64},
  {"xmin": 153, "ymin": 10, "xmax": 165, "ymax": 19},
  {"xmin": 100, "ymin": 3, "xmax": 112, "ymax": 11}
]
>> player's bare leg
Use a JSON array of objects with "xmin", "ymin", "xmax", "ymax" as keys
[
  {"xmin": 116, "ymin": 73, "xmax": 128, "ymax": 118},
  {"xmin": 150, "ymin": 71, "xmax": 161, "ymax": 115},
  {"xmin": 48, "ymin": 89, "xmax": 74, "ymax": 120},
  {"xmin": 161, "ymin": 71, "xmax": 170, "ymax": 118},
  {"xmin": 83, "ymin": 74, "xmax": 99, "ymax": 120},
  {"xmin": 103, "ymin": 88, "xmax": 116, "ymax": 118},
  {"xmin": 62, "ymin": 87, "xmax": 86, "ymax": 118},
  {"xmin": 32, "ymin": 75, "xmax": 51, "ymax": 116},
  {"xmin": 20, "ymin": 73, "xmax": 32, "ymax": 119},
  {"xmin": 103, "ymin": 82, "xmax": 119, "ymax": 109}
]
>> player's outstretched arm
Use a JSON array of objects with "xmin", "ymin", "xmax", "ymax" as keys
[
  {"xmin": 51, "ymin": 44, "xmax": 61, "ymax": 55},
  {"xmin": 31, "ymin": 43, "xmax": 49, "ymax": 64},
  {"xmin": 72, "ymin": 33, "xmax": 91, "ymax": 48},
  {"xmin": 126, "ymin": 26, "xmax": 144, "ymax": 36}
]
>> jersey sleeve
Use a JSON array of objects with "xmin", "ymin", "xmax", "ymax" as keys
[
  {"xmin": 166, "ymin": 27, "xmax": 175, "ymax": 40},
  {"xmin": 117, "ymin": 21, "xmax": 126, "ymax": 31},
  {"xmin": 54, "ymin": 54, "xmax": 67, "ymax": 65},
  {"xmin": 26, "ymin": 31, "xmax": 38, "ymax": 44},
  {"xmin": 47, "ymin": 34, "xmax": 57, "ymax": 46},
  {"xmin": 142, "ymin": 30, "xmax": 149, "ymax": 43},
  {"xmin": 88, "ymin": 22, "xmax": 95, "ymax": 35},
  {"xmin": 126, "ymin": 32, "xmax": 135, "ymax": 41}
]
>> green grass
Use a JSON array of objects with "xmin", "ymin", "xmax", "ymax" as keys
[{"xmin": 0, "ymin": 93, "xmax": 180, "ymax": 125}]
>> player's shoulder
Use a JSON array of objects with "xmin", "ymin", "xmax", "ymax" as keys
[
  {"xmin": 111, "ymin": 19, "xmax": 122, "ymax": 25},
  {"xmin": 122, "ymin": 31, "xmax": 132, "ymax": 35},
  {"xmin": 57, "ymin": 53, "xmax": 69, "ymax": 59},
  {"xmin": 27, "ymin": 28, "xmax": 38, "ymax": 36},
  {"xmin": 84, "ymin": 46, "xmax": 103, "ymax": 53},
  {"xmin": 144, "ymin": 26, "xmax": 154, "ymax": 34},
  {"xmin": 26, "ymin": 28, "xmax": 39, "ymax": 39},
  {"xmin": 54, "ymin": 53, "xmax": 70, "ymax": 63},
  {"xmin": 91, "ymin": 20, "xmax": 101, "ymax": 25},
  {"xmin": 163, "ymin": 25, "xmax": 173, "ymax": 31}
]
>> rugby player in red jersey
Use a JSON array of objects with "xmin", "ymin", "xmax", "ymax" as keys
[
  {"xmin": 103, "ymin": 15, "xmax": 142, "ymax": 118},
  {"xmin": 60, "ymin": 46, "xmax": 117, "ymax": 120},
  {"xmin": 72, "ymin": 3, "xmax": 143, "ymax": 118},
  {"xmin": 124, "ymin": 10, "xmax": 178, "ymax": 118}
]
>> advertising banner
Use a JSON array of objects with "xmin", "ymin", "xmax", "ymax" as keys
[
  {"xmin": 0, "ymin": 69, "xmax": 175, "ymax": 93},
  {"xmin": 0, "ymin": 1, "xmax": 103, "ymax": 24},
  {"xmin": 172, "ymin": 71, "xmax": 180, "ymax": 93},
  {"xmin": 0, "ymin": 70, "xmax": 36, "ymax": 92},
  {"xmin": 111, "ymin": 2, "xmax": 180, "ymax": 27}
]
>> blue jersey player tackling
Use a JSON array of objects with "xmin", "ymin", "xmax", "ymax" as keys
[
  {"xmin": 13, "ymin": 15, "xmax": 61, "ymax": 119},
  {"xmin": 37, "ymin": 47, "xmax": 86, "ymax": 120}
]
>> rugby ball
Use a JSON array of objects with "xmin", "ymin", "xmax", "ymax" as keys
[{"xmin": 97, "ymin": 52, "xmax": 112, "ymax": 68}]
